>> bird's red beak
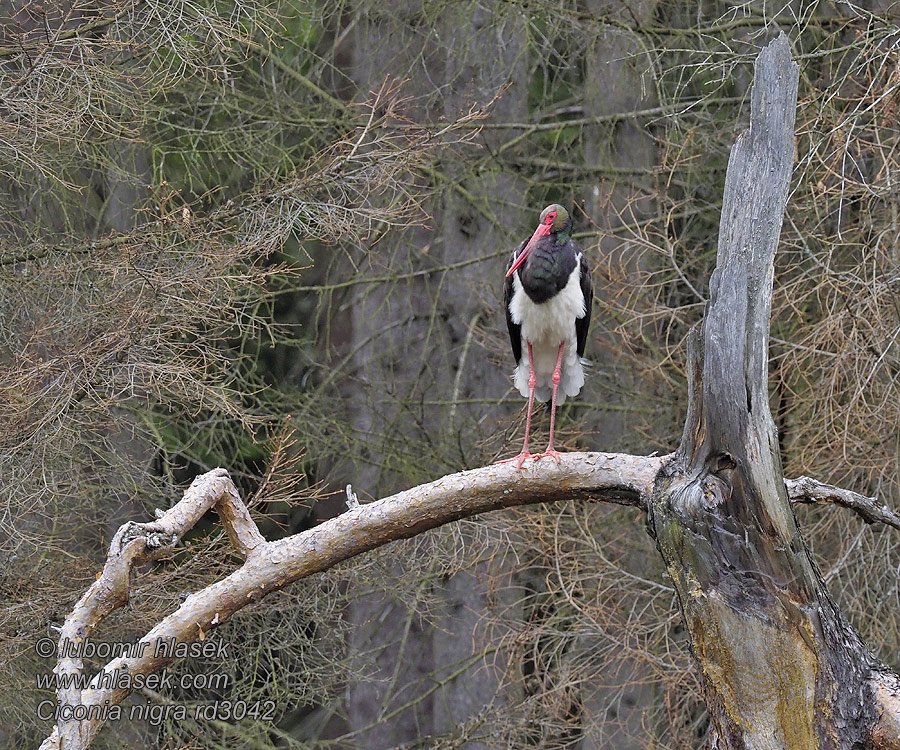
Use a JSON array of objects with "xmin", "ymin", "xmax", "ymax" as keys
[{"xmin": 506, "ymin": 223, "xmax": 551, "ymax": 277}]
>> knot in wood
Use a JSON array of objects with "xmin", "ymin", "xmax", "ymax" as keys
[{"xmin": 667, "ymin": 465, "xmax": 733, "ymax": 519}]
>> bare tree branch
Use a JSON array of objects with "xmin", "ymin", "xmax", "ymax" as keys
[
  {"xmin": 51, "ymin": 469, "xmax": 264, "ymax": 749},
  {"xmin": 38, "ymin": 451, "xmax": 900, "ymax": 750},
  {"xmin": 786, "ymin": 475, "xmax": 900, "ymax": 531},
  {"xmin": 41, "ymin": 452, "xmax": 664, "ymax": 750}
]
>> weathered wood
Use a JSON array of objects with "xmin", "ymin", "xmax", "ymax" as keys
[
  {"xmin": 41, "ymin": 449, "xmax": 900, "ymax": 750},
  {"xmin": 650, "ymin": 34, "xmax": 882, "ymax": 748},
  {"xmin": 785, "ymin": 476, "xmax": 900, "ymax": 530},
  {"xmin": 40, "ymin": 453, "xmax": 664, "ymax": 750}
]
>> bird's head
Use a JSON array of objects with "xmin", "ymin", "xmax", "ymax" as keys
[
  {"xmin": 539, "ymin": 204, "xmax": 570, "ymax": 234},
  {"xmin": 506, "ymin": 204, "xmax": 571, "ymax": 277}
]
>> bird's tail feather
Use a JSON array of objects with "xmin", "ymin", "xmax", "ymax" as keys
[{"xmin": 513, "ymin": 359, "xmax": 584, "ymax": 405}]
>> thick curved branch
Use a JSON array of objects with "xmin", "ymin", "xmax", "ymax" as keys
[
  {"xmin": 785, "ymin": 475, "xmax": 900, "ymax": 531},
  {"xmin": 41, "ymin": 452, "xmax": 664, "ymax": 750},
  {"xmin": 42, "ymin": 453, "xmax": 900, "ymax": 750}
]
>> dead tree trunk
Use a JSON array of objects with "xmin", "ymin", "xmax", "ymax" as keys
[{"xmin": 648, "ymin": 34, "xmax": 888, "ymax": 749}]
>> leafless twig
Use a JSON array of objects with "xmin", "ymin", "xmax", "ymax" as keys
[{"xmin": 786, "ymin": 476, "xmax": 900, "ymax": 531}]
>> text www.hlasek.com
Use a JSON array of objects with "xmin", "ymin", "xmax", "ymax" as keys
[{"xmin": 37, "ymin": 666, "xmax": 231, "ymax": 691}]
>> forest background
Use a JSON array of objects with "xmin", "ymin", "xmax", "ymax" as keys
[{"xmin": 2, "ymin": 1, "xmax": 899, "ymax": 748}]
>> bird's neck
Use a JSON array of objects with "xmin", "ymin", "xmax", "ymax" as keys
[
  {"xmin": 552, "ymin": 227, "xmax": 571, "ymax": 244},
  {"xmin": 518, "ymin": 238, "xmax": 577, "ymax": 304}
]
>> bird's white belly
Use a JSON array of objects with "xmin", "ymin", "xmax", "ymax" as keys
[{"xmin": 509, "ymin": 266, "xmax": 586, "ymax": 403}]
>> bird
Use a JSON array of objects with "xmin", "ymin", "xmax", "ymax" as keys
[{"xmin": 498, "ymin": 204, "xmax": 592, "ymax": 470}]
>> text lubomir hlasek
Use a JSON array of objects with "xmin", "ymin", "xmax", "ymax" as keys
[{"xmin": 55, "ymin": 636, "xmax": 228, "ymax": 660}]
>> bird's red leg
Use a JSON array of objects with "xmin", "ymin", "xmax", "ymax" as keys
[
  {"xmin": 520, "ymin": 344, "xmax": 537, "ymax": 465},
  {"xmin": 497, "ymin": 342, "xmax": 536, "ymax": 469},
  {"xmin": 536, "ymin": 341, "xmax": 565, "ymax": 462}
]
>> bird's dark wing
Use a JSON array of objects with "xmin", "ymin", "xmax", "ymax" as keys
[
  {"xmin": 504, "ymin": 242, "xmax": 525, "ymax": 364},
  {"xmin": 575, "ymin": 247, "xmax": 592, "ymax": 358}
]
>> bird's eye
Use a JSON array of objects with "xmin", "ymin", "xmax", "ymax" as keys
[{"xmin": 547, "ymin": 212, "xmax": 556, "ymax": 223}]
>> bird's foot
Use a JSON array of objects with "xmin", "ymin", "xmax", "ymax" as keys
[
  {"xmin": 496, "ymin": 452, "xmax": 535, "ymax": 470},
  {"xmin": 535, "ymin": 448, "xmax": 562, "ymax": 463}
]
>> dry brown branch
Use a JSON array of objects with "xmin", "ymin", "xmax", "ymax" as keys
[
  {"xmin": 786, "ymin": 475, "xmax": 900, "ymax": 531},
  {"xmin": 40, "ymin": 453, "xmax": 664, "ymax": 750}
]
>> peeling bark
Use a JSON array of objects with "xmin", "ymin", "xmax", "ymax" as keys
[{"xmin": 871, "ymin": 670, "xmax": 900, "ymax": 750}]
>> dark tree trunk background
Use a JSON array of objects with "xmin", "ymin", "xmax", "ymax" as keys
[
  {"xmin": 649, "ymin": 35, "xmax": 883, "ymax": 748},
  {"xmin": 341, "ymin": 5, "xmax": 527, "ymax": 745},
  {"xmin": 579, "ymin": 4, "xmax": 662, "ymax": 745}
]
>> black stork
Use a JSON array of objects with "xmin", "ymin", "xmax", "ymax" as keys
[{"xmin": 498, "ymin": 204, "xmax": 592, "ymax": 470}]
